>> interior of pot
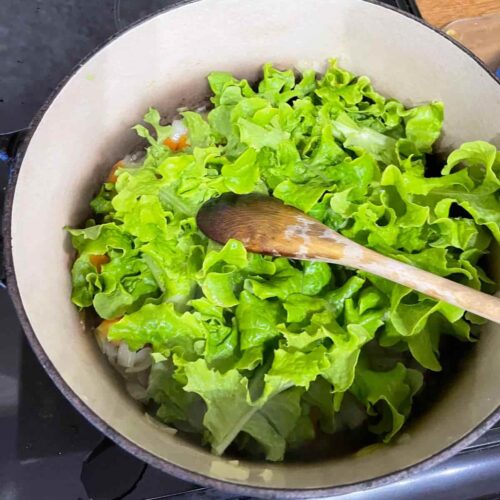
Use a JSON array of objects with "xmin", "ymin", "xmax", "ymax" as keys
[{"xmin": 8, "ymin": 0, "xmax": 500, "ymax": 494}]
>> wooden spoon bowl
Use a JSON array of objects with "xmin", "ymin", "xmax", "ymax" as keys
[{"xmin": 197, "ymin": 193, "xmax": 500, "ymax": 323}]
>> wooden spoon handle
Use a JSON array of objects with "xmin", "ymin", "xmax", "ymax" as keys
[{"xmin": 328, "ymin": 237, "xmax": 500, "ymax": 323}]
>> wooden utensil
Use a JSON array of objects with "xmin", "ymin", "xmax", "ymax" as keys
[{"xmin": 197, "ymin": 193, "xmax": 500, "ymax": 323}]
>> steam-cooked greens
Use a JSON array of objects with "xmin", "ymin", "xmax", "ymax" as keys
[{"xmin": 69, "ymin": 60, "xmax": 499, "ymax": 461}]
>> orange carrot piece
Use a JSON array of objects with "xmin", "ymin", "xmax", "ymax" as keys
[
  {"xmin": 89, "ymin": 254, "xmax": 110, "ymax": 272},
  {"xmin": 96, "ymin": 318, "xmax": 122, "ymax": 345},
  {"xmin": 163, "ymin": 137, "xmax": 177, "ymax": 150},
  {"xmin": 176, "ymin": 134, "xmax": 188, "ymax": 151},
  {"xmin": 107, "ymin": 160, "xmax": 124, "ymax": 183},
  {"xmin": 163, "ymin": 134, "xmax": 189, "ymax": 151}
]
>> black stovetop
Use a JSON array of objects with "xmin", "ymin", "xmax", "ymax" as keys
[{"xmin": 2, "ymin": 1, "xmax": 500, "ymax": 499}]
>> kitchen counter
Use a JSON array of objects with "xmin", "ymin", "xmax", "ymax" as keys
[
  {"xmin": 417, "ymin": 0, "xmax": 500, "ymax": 27},
  {"xmin": 417, "ymin": 0, "xmax": 500, "ymax": 70}
]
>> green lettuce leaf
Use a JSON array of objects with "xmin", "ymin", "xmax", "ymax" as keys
[
  {"xmin": 183, "ymin": 359, "xmax": 253, "ymax": 455},
  {"xmin": 69, "ymin": 60, "xmax": 499, "ymax": 462},
  {"xmin": 108, "ymin": 303, "xmax": 207, "ymax": 357},
  {"xmin": 350, "ymin": 359, "xmax": 423, "ymax": 441},
  {"xmin": 241, "ymin": 387, "xmax": 302, "ymax": 461},
  {"xmin": 236, "ymin": 291, "xmax": 282, "ymax": 350}
]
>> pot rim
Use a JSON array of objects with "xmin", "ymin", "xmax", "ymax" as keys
[{"xmin": 3, "ymin": 0, "xmax": 500, "ymax": 497}]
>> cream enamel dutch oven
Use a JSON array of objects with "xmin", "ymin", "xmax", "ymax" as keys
[{"xmin": 4, "ymin": 0, "xmax": 500, "ymax": 497}]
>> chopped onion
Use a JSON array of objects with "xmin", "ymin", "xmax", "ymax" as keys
[
  {"xmin": 126, "ymin": 381, "xmax": 148, "ymax": 401},
  {"xmin": 136, "ymin": 369, "xmax": 150, "ymax": 388},
  {"xmin": 122, "ymin": 151, "xmax": 145, "ymax": 166},
  {"xmin": 102, "ymin": 339, "xmax": 119, "ymax": 363},
  {"xmin": 170, "ymin": 119, "xmax": 187, "ymax": 141},
  {"xmin": 125, "ymin": 347, "xmax": 152, "ymax": 373},
  {"xmin": 117, "ymin": 342, "xmax": 137, "ymax": 368}
]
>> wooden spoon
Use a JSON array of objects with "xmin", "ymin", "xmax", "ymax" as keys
[{"xmin": 196, "ymin": 193, "xmax": 500, "ymax": 323}]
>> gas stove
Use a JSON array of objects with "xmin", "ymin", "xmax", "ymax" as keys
[{"xmin": 1, "ymin": 2, "xmax": 500, "ymax": 499}]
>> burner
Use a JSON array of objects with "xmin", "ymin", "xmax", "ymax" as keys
[
  {"xmin": 0, "ymin": 1, "xmax": 116, "ymax": 134},
  {"xmin": 0, "ymin": 0, "xmax": 419, "ymax": 135},
  {"xmin": 2, "ymin": 2, "xmax": 500, "ymax": 499},
  {"xmin": 113, "ymin": 0, "xmax": 175, "ymax": 31}
]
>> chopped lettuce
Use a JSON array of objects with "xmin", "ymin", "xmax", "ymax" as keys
[{"xmin": 69, "ymin": 59, "xmax": 499, "ymax": 461}]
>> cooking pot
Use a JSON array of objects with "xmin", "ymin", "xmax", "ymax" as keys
[{"xmin": 4, "ymin": 0, "xmax": 500, "ymax": 497}]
